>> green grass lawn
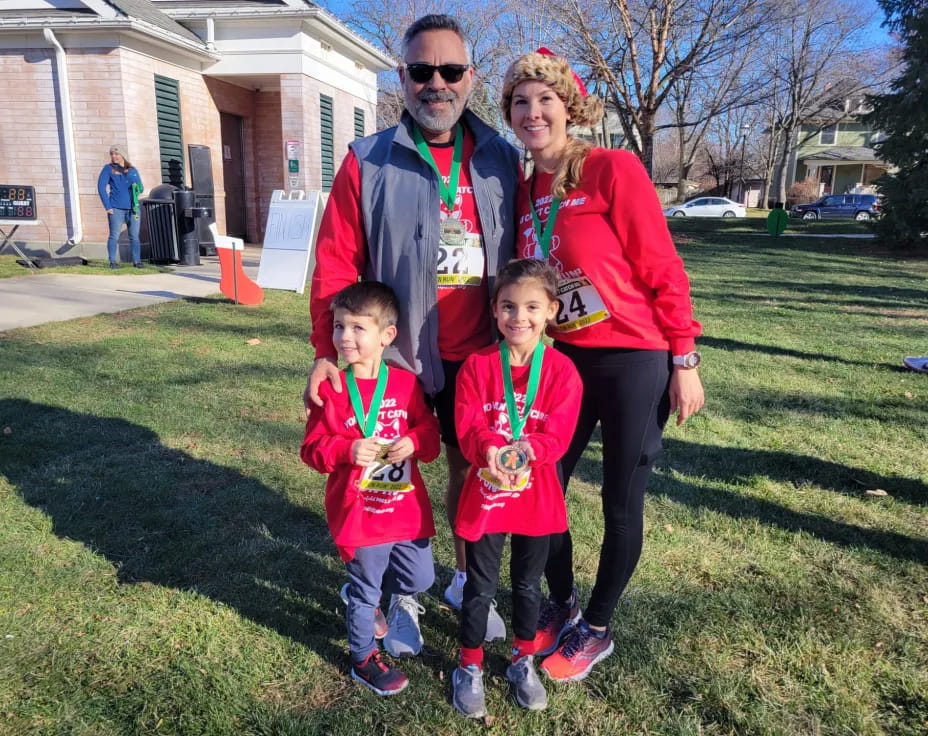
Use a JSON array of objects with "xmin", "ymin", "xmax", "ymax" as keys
[
  {"xmin": 0, "ymin": 255, "xmax": 170, "ymax": 279},
  {"xmin": 1, "ymin": 236, "xmax": 926, "ymax": 735},
  {"xmin": 666, "ymin": 214, "xmax": 874, "ymax": 236}
]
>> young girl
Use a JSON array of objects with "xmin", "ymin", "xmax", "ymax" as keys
[{"xmin": 450, "ymin": 259, "xmax": 582, "ymax": 717}]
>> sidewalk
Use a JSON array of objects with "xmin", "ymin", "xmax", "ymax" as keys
[{"xmin": 0, "ymin": 245, "xmax": 264, "ymax": 332}]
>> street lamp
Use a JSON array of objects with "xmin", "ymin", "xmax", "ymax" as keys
[{"xmin": 738, "ymin": 123, "xmax": 750, "ymax": 205}]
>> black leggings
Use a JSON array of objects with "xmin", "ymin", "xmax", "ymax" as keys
[
  {"xmin": 545, "ymin": 343, "xmax": 671, "ymax": 628},
  {"xmin": 461, "ymin": 532, "xmax": 550, "ymax": 648}
]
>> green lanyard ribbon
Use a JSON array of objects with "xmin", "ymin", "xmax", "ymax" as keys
[
  {"xmin": 499, "ymin": 343, "xmax": 545, "ymax": 440},
  {"xmin": 346, "ymin": 363, "xmax": 389, "ymax": 437},
  {"xmin": 529, "ymin": 187, "xmax": 562, "ymax": 259},
  {"xmin": 413, "ymin": 123, "xmax": 463, "ymax": 211}
]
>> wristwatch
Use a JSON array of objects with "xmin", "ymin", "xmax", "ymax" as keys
[{"xmin": 672, "ymin": 351, "xmax": 701, "ymax": 369}]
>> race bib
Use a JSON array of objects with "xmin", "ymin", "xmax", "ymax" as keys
[
  {"xmin": 437, "ymin": 231, "xmax": 484, "ymax": 287},
  {"xmin": 476, "ymin": 467, "xmax": 531, "ymax": 493},
  {"xmin": 359, "ymin": 460, "xmax": 413, "ymax": 493},
  {"xmin": 554, "ymin": 276, "xmax": 609, "ymax": 332}
]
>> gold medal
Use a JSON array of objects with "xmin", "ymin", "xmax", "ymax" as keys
[
  {"xmin": 497, "ymin": 444, "xmax": 528, "ymax": 472},
  {"xmin": 368, "ymin": 438, "xmax": 394, "ymax": 475},
  {"xmin": 440, "ymin": 217, "xmax": 465, "ymax": 245}
]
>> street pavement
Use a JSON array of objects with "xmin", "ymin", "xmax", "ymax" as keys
[{"xmin": 0, "ymin": 247, "xmax": 265, "ymax": 332}]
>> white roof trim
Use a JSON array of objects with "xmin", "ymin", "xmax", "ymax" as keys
[
  {"xmin": 162, "ymin": 4, "xmax": 393, "ymax": 69},
  {"xmin": 0, "ymin": 15, "xmax": 220, "ymax": 60}
]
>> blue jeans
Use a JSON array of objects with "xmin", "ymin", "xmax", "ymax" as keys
[
  {"xmin": 344, "ymin": 538, "xmax": 434, "ymax": 661},
  {"xmin": 107, "ymin": 208, "xmax": 141, "ymax": 264}
]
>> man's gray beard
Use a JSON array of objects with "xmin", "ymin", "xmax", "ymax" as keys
[{"xmin": 408, "ymin": 92, "xmax": 468, "ymax": 133}]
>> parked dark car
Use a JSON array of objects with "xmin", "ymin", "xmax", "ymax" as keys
[{"xmin": 790, "ymin": 193, "xmax": 881, "ymax": 221}]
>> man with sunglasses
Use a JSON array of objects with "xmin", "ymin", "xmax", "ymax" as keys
[{"xmin": 306, "ymin": 14, "xmax": 520, "ymax": 665}]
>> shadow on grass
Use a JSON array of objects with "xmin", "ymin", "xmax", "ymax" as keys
[
  {"xmin": 570, "ymin": 436, "xmax": 927, "ymax": 563},
  {"xmin": 699, "ymin": 336, "xmax": 913, "ymax": 372},
  {"xmin": 0, "ymin": 398, "xmax": 350, "ymax": 667}
]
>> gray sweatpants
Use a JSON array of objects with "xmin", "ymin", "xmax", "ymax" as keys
[{"xmin": 344, "ymin": 538, "xmax": 434, "ymax": 661}]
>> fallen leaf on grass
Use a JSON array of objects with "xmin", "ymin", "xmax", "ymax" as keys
[
  {"xmin": 865, "ymin": 489, "xmax": 889, "ymax": 497},
  {"xmin": 664, "ymin": 524, "xmax": 674, "ymax": 533},
  {"xmin": 483, "ymin": 715, "xmax": 496, "ymax": 727},
  {"xmin": 904, "ymin": 392, "xmax": 913, "ymax": 399},
  {"xmin": 438, "ymin": 670, "xmax": 444, "ymax": 681},
  {"xmin": 246, "ymin": 338, "xmax": 261, "ymax": 345}
]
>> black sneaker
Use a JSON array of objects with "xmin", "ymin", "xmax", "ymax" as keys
[
  {"xmin": 133, "ymin": 262, "xmax": 144, "ymax": 268},
  {"xmin": 350, "ymin": 651, "xmax": 408, "ymax": 696},
  {"xmin": 108, "ymin": 262, "xmax": 119, "ymax": 269}
]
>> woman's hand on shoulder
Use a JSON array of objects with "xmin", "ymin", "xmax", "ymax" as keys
[{"xmin": 669, "ymin": 368, "xmax": 704, "ymax": 426}]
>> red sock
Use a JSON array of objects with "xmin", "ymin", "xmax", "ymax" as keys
[
  {"xmin": 459, "ymin": 645, "xmax": 483, "ymax": 669},
  {"xmin": 511, "ymin": 637, "xmax": 535, "ymax": 663}
]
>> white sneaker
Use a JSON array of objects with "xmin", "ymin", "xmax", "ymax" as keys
[
  {"xmin": 443, "ymin": 573, "xmax": 466, "ymax": 610},
  {"xmin": 383, "ymin": 594, "xmax": 424, "ymax": 658},
  {"xmin": 444, "ymin": 574, "xmax": 507, "ymax": 642}
]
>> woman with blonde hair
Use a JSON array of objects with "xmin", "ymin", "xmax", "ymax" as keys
[{"xmin": 500, "ymin": 49, "xmax": 705, "ymax": 682}]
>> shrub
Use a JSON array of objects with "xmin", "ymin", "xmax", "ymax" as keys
[{"xmin": 787, "ymin": 179, "xmax": 820, "ymax": 207}]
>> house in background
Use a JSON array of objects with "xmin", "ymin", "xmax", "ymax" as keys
[
  {"xmin": 784, "ymin": 92, "xmax": 892, "ymax": 199},
  {"xmin": 0, "ymin": 0, "xmax": 392, "ymax": 258}
]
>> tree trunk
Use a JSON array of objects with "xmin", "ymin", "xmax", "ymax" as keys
[{"xmin": 774, "ymin": 125, "xmax": 795, "ymax": 206}]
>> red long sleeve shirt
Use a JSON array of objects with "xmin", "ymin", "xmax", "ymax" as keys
[
  {"xmin": 453, "ymin": 344, "xmax": 582, "ymax": 541},
  {"xmin": 301, "ymin": 367, "xmax": 440, "ymax": 561},
  {"xmin": 517, "ymin": 148, "xmax": 701, "ymax": 354},
  {"xmin": 310, "ymin": 133, "xmax": 491, "ymax": 364}
]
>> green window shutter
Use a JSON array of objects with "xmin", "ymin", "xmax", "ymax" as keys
[
  {"xmin": 354, "ymin": 107, "xmax": 365, "ymax": 139},
  {"xmin": 320, "ymin": 94, "xmax": 334, "ymax": 192},
  {"xmin": 154, "ymin": 75, "xmax": 184, "ymax": 186}
]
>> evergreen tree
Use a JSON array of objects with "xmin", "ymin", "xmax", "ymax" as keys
[{"xmin": 865, "ymin": 1, "xmax": 928, "ymax": 249}]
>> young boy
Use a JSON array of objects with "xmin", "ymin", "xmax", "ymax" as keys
[{"xmin": 301, "ymin": 281, "xmax": 440, "ymax": 695}]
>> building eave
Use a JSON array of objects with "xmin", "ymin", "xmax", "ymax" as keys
[
  {"xmin": 0, "ymin": 15, "xmax": 220, "ymax": 60},
  {"xmin": 162, "ymin": 5, "xmax": 393, "ymax": 70}
]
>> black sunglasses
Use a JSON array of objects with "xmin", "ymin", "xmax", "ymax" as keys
[{"xmin": 404, "ymin": 63, "xmax": 470, "ymax": 84}]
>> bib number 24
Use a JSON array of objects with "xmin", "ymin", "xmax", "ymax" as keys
[{"xmin": 556, "ymin": 290, "xmax": 588, "ymax": 324}]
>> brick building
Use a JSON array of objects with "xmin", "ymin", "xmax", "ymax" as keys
[{"xmin": 0, "ymin": 0, "xmax": 391, "ymax": 258}]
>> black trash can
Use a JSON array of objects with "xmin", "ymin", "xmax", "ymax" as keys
[
  {"xmin": 141, "ymin": 184, "xmax": 179, "ymax": 263},
  {"xmin": 172, "ymin": 188, "xmax": 211, "ymax": 266}
]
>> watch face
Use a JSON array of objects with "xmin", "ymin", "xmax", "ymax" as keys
[{"xmin": 687, "ymin": 352, "xmax": 701, "ymax": 368}]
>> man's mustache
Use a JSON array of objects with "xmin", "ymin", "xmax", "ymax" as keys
[{"xmin": 418, "ymin": 91, "xmax": 457, "ymax": 103}]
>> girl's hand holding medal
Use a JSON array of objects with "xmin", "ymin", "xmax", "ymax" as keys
[{"xmin": 486, "ymin": 439, "xmax": 535, "ymax": 489}]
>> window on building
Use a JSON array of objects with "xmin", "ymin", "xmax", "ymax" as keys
[
  {"xmin": 354, "ymin": 107, "xmax": 365, "ymax": 139},
  {"xmin": 320, "ymin": 94, "xmax": 334, "ymax": 192},
  {"xmin": 154, "ymin": 75, "xmax": 185, "ymax": 186},
  {"xmin": 819, "ymin": 124, "xmax": 837, "ymax": 145}
]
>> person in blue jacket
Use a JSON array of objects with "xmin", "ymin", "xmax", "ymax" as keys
[{"xmin": 97, "ymin": 145, "xmax": 144, "ymax": 268}]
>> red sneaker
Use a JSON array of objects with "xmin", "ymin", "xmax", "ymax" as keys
[
  {"xmin": 541, "ymin": 620, "xmax": 614, "ymax": 682},
  {"xmin": 533, "ymin": 591, "xmax": 580, "ymax": 657},
  {"xmin": 351, "ymin": 651, "xmax": 408, "ymax": 696}
]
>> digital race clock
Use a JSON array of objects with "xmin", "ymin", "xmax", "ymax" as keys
[{"xmin": 0, "ymin": 186, "xmax": 37, "ymax": 220}]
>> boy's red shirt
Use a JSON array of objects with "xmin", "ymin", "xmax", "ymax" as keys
[{"xmin": 301, "ymin": 366, "xmax": 440, "ymax": 561}]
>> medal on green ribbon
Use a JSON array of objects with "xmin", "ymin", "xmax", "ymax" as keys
[
  {"xmin": 529, "ymin": 186, "xmax": 562, "ymax": 259},
  {"xmin": 497, "ymin": 343, "xmax": 545, "ymax": 472},
  {"xmin": 413, "ymin": 123, "xmax": 463, "ymax": 215},
  {"xmin": 346, "ymin": 363, "xmax": 389, "ymax": 438}
]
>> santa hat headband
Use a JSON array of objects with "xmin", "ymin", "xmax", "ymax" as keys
[{"xmin": 501, "ymin": 48, "xmax": 603, "ymax": 128}]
